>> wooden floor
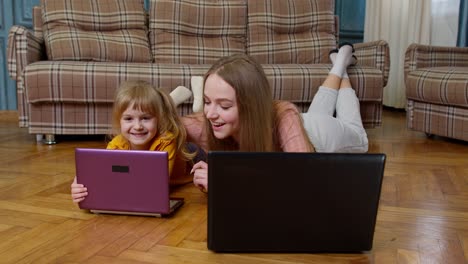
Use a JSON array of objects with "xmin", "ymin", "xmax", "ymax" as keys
[{"xmin": 0, "ymin": 109, "xmax": 467, "ymax": 263}]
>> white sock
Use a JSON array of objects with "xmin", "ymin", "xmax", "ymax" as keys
[
  {"xmin": 329, "ymin": 52, "xmax": 348, "ymax": 79},
  {"xmin": 170, "ymin": 86, "xmax": 192, "ymax": 107},
  {"xmin": 342, "ymin": 71, "xmax": 349, "ymax": 79},
  {"xmin": 329, "ymin": 45, "xmax": 354, "ymax": 78},
  {"xmin": 191, "ymin": 76, "xmax": 204, "ymax": 113}
]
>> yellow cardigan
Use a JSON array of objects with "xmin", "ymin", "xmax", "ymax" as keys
[{"xmin": 106, "ymin": 133, "xmax": 191, "ymax": 186}]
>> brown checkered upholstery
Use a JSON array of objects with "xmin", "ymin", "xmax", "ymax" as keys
[
  {"xmin": 7, "ymin": 25, "xmax": 44, "ymax": 127},
  {"xmin": 149, "ymin": 0, "xmax": 247, "ymax": 64},
  {"xmin": 247, "ymin": 0, "xmax": 336, "ymax": 64},
  {"xmin": 405, "ymin": 43, "xmax": 468, "ymax": 142},
  {"xmin": 33, "ymin": 6, "xmax": 44, "ymax": 39},
  {"xmin": 7, "ymin": 0, "xmax": 390, "ymax": 140},
  {"xmin": 23, "ymin": 63, "xmax": 211, "ymax": 135},
  {"xmin": 41, "ymin": 0, "xmax": 151, "ymax": 62}
]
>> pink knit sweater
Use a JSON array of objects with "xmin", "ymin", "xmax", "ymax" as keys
[{"xmin": 181, "ymin": 100, "xmax": 313, "ymax": 152}]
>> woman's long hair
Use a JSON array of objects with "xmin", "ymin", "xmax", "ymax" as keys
[
  {"xmin": 112, "ymin": 80, "xmax": 195, "ymax": 160},
  {"xmin": 203, "ymin": 54, "xmax": 277, "ymax": 151}
]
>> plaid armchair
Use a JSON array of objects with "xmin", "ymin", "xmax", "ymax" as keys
[
  {"xmin": 405, "ymin": 43, "xmax": 468, "ymax": 142},
  {"xmin": 8, "ymin": 0, "xmax": 390, "ymax": 143}
]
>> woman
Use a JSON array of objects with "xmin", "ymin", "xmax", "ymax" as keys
[{"xmin": 183, "ymin": 44, "xmax": 368, "ymax": 192}]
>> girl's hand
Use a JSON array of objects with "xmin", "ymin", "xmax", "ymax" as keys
[
  {"xmin": 191, "ymin": 161, "xmax": 208, "ymax": 193},
  {"xmin": 71, "ymin": 176, "xmax": 88, "ymax": 203}
]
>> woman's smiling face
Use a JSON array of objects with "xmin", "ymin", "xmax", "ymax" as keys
[{"xmin": 203, "ymin": 73, "xmax": 240, "ymax": 141}]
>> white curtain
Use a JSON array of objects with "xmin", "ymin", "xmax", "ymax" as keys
[
  {"xmin": 364, "ymin": 0, "xmax": 460, "ymax": 109},
  {"xmin": 431, "ymin": 0, "xmax": 460, "ymax": 46},
  {"xmin": 364, "ymin": 0, "xmax": 431, "ymax": 109}
]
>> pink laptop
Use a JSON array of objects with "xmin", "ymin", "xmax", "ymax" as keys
[{"xmin": 75, "ymin": 148, "xmax": 184, "ymax": 217}]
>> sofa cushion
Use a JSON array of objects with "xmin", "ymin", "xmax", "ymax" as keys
[
  {"xmin": 247, "ymin": 0, "xmax": 337, "ymax": 64},
  {"xmin": 41, "ymin": 0, "xmax": 151, "ymax": 62},
  {"xmin": 23, "ymin": 61, "xmax": 384, "ymax": 129},
  {"xmin": 23, "ymin": 61, "xmax": 382, "ymax": 104},
  {"xmin": 406, "ymin": 67, "xmax": 468, "ymax": 107},
  {"xmin": 149, "ymin": 0, "xmax": 247, "ymax": 64},
  {"xmin": 23, "ymin": 61, "xmax": 211, "ymax": 104}
]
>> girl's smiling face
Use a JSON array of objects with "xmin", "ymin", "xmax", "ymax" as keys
[
  {"xmin": 120, "ymin": 104, "xmax": 158, "ymax": 150},
  {"xmin": 203, "ymin": 73, "xmax": 240, "ymax": 141}
]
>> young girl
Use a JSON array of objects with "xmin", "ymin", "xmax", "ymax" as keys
[
  {"xmin": 184, "ymin": 45, "xmax": 368, "ymax": 192},
  {"xmin": 71, "ymin": 80, "xmax": 195, "ymax": 203}
]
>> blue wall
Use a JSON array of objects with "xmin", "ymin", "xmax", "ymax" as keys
[
  {"xmin": 0, "ymin": 0, "xmax": 41, "ymax": 110},
  {"xmin": 335, "ymin": 0, "xmax": 365, "ymax": 45},
  {"xmin": 458, "ymin": 0, "xmax": 467, "ymax": 47},
  {"xmin": 1, "ymin": 0, "xmax": 362, "ymax": 110}
]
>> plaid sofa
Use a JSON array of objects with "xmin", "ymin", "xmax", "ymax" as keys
[
  {"xmin": 405, "ymin": 43, "xmax": 468, "ymax": 142},
  {"xmin": 8, "ymin": 0, "xmax": 390, "ymax": 142}
]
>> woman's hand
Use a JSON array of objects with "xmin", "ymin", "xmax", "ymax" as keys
[
  {"xmin": 71, "ymin": 176, "xmax": 88, "ymax": 203},
  {"xmin": 191, "ymin": 161, "xmax": 208, "ymax": 193}
]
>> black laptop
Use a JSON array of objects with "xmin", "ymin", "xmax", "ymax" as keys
[{"xmin": 207, "ymin": 152, "xmax": 386, "ymax": 253}]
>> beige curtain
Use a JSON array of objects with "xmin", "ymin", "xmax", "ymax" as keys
[{"xmin": 364, "ymin": 0, "xmax": 432, "ymax": 109}]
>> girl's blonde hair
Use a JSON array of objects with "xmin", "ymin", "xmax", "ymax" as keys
[{"xmin": 112, "ymin": 80, "xmax": 195, "ymax": 160}]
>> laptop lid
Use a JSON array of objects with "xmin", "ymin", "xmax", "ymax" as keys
[
  {"xmin": 75, "ymin": 148, "xmax": 183, "ymax": 216},
  {"xmin": 207, "ymin": 152, "xmax": 386, "ymax": 252}
]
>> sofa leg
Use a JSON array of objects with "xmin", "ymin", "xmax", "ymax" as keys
[
  {"xmin": 425, "ymin": 133, "xmax": 434, "ymax": 138},
  {"xmin": 35, "ymin": 134, "xmax": 44, "ymax": 142},
  {"xmin": 43, "ymin": 134, "xmax": 57, "ymax": 145}
]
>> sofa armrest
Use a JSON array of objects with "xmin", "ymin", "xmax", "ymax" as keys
[
  {"xmin": 404, "ymin": 43, "xmax": 468, "ymax": 77},
  {"xmin": 7, "ymin": 25, "xmax": 45, "ymax": 80},
  {"xmin": 354, "ymin": 40, "xmax": 390, "ymax": 87}
]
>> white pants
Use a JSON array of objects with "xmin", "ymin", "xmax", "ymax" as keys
[{"xmin": 301, "ymin": 86, "xmax": 368, "ymax": 153}]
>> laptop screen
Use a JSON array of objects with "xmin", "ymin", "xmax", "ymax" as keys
[
  {"xmin": 75, "ymin": 148, "xmax": 171, "ymax": 214},
  {"xmin": 207, "ymin": 151, "xmax": 386, "ymax": 252}
]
